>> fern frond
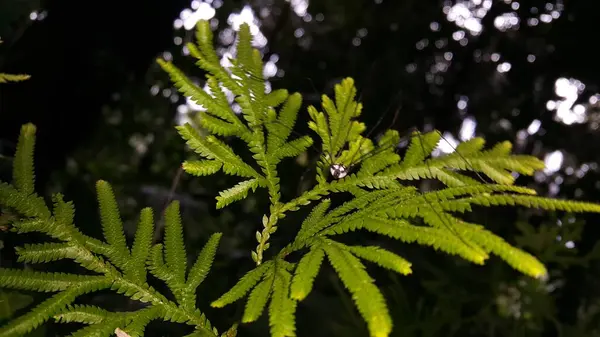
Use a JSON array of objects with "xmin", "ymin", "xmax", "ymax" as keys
[
  {"xmin": 456, "ymin": 220, "xmax": 547, "ymax": 278},
  {"xmin": 0, "ymin": 280, "xmax": 111, "ymax": 337},
  {"xmin": 54, "ymin": 304, "xmax": 113, "ymax": 324},
  {"xmin": 120, "ymin": 306, "xmax": 164, "ymax": 337},
  {"xmin": 71, "ymin": 321, "xmax": 130, "ymax": 337},
  {"xmin": 198, "ymin": 111, "xmax": 242, "ymax": 137},
  {"xmin": 185, "ymin": 233, "xmax": 222, "ymax": 309},
  {"xmin": 0, "ymin": 72, "xmax": 31, "ymax": 83},
  {"xmin": 1, "ymin": 125, "xmax": 223, "ymax": 336},
  {"xmin": 271, "ymin": 136, "xmax": 313, "ymax": 163},
  {"xmin": 211, "ymin": 261, "xmax": 273, "ymax": 308},
  {"xmin": 264, "ymin": 89, "xmax": 289, "ymax": 108},
  {"xmin": 242, "ymin": 273, "xmax": 274, "ymax": 323},
  {"xmin": 216, "ymin": 178, "xmax": 261, "ymax": 209},
  {"xmin": 157, "ymin": 59, "xmax": 240, "ymax": 126},
  {"xmin": 323, "ymin": 217, "xmax": 488, "ymax": 264},
  {"xmin": 290, "ymin": 244, "xmax": 325, "ymax": 301},
  {"xmin": 0, "ymin": 182, "xmax": 51, "ymax": 219},
  {"xmin": 347, "ymin": 246, "xmax": 412, "ymax": 275},
  {"xmin": 127, "ymin": 207, "xmax": 154, "ymax": 283},
  {"xmin": 110, "ymin": 279, "xmax": 169, "ymax": 304},
  {"xmin": 295, "ymin": 199, "xmax": 332, "ymax": 244},
  {"xmin": 14, "ymin": 242, "xmax": 87, "ymax": 264},
  {"xmin": 183, "ymin": 160, "xmax": 223, "ymax": 177},
  {"xmin": 96, "ymin": 180, "xmax": 131, "ymax": 269},
  {"xmin": 164, "ymin": 201, "xmax": 188, "ymax": 285},
  {"xmin": 384, "ymin": 130, "xmax": 546, "ymax": 186},
  {"xmin": 269, "ymin": 266, "xmax": 297, "ymax": 337},
  {"xmin": 322, "ymin": 239, "xmax": 392, "ymax": 337},
  {"xmin": 146, "ymin": 244, "xmax": 186, "ymax": 306},
  {"xmin": 266, "ymin": 93, "xmax": 303, "ymax": 154},
  {"xmin": 12, "ymin": 123, "xmax": 36, "ymax": 195},
  {"xmin": 177, "ymin": 124, "xmax": 260, "ymax": 178},
  {"xmin": 466, "ymin": 194, "xmax": 600, "ymax": 212},
  {"xmin": 0, "ymin": 269, "xmax": 109, "ymax": 293}
]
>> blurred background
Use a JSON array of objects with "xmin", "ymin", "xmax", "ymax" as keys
[{"xmin": 1, "ymin": 0, "xmax": 600, "ymax": 336}]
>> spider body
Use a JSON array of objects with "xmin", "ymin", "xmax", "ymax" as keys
[{"xmin": 329, "ymin": 163, "xmax": 349, "ymax": 179}]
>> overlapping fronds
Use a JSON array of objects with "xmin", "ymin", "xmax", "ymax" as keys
[
  {"xmin": 211, "ymin": 260, "xmax": 297, "ymax": 337},
  {"xmin": 155, "ymin": 19, "xmax": 600, "ymax": 337},
  {"xmin": 0, "ymin": 124, "xmax": 232, "ymax": 337},
  {"xmin": 158, "ymin": 20, "xmax": 313, "ymax": 215}
]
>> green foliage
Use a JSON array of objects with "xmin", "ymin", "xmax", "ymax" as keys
[
  {"xmin": 0, "ymin": 124, "xmax": 231, "ymax": 336},
  {"xmin": 157, "ymin": 20, "xmax": 600, "ymax": 337}
]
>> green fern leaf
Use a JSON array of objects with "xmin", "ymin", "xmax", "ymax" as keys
[
  {"xmin": 15, "ymin": 242, "xmax": 76, "ymax": 263},
  {"xmin": 0, "ymin": 280, "xmax": 110, "ymax": 337},
  {"xmin": 347, "ymin": 246, "xmax": 412, "ymax": 275},
  {"xmin": 0, "ymin": 73, "xmax": 31, "ymax": 83},
  {"xmin": 295, "ymin": 199, "xmax": 332, "ymax": 245},
  {"xmin": 0, "ymin": 182, "xmax": 51, "ymax": 219},
  {"xmin": 110, "ymin": 280, "xmax": 169, "ymax": 304},
  {"xmin": 269, "ymin": 267, "xmax": 297, "ymax": 337},
  {"xmin": 12, "ymin": 123, "xmax": 36, "ymax": 195},
  {"xmin": 177, "ymin": 124, "xmax": 260, "ymax": 178},
  {"xmin": 271, "ymin": 136, "xmax": 314, "ymax": 163},
  {"xmin": 242, "ymin": 273, "xmax": 273, "ymax": 323},
  {"xmin": 0, "ymin": 269, "xmax": 109, "ymax": 293},
  {"xmin": 322, "ymin": 240, "xmax": 392, "ymax": 337},
  {"xmin": 216, "ymin": 178, "xmax": 261, "ymax": 209},
  {"xmin": 157, "ymin": 60, "xmax": 237, "ymax": 125},
  {"xmin": 185, "ymin": 233, "xmax": 222, "ymax": 307},
  {"xmin": 164, "ymin": 201, "xmax": 188, "ymax": 284},
  {"xmin": 183, "ymin": 160, "xmax": 223, "ymax": 176},
  {"xmin": 127, "ymin": 207, "xmax": 154, "ymax": 283},
  {"xmin": 290, "ymin": 244, "xmax": 325, "ymax": 300},
  {"xmin": 399, "ymin": 130, "xmax": 440, "ymax": 168},
  {"xmin": 96, "ymin": 180, "xmax": 131, "ymax": 268},
  {"xmin": 264, "ymin": 89, "xmax": 288, "ymax": 107},
  {"xmin": 121, "ymin": 306, "xmax": 164, "ymax": 337},
  {"xmin": 266, "ymin": 93, "xmax": 303, "ymax": 153},
  {"xmin": 71, "ymin": 322, "xmax": 126, "ymax": 337},
  {"xmin": 198, "ymin": 111, "xmax": 241, "ymax": 137},
  {"xmin": 324, "ymin": 217, "xmax": 488, "ymax": 264},
  {"xmin": 211, "ymin": 261, "xmax": 273, "ymax": 308},
  {"xmin": 54, "ymin": 304, "xmax": 112, "ymax": 324},
  {"xmin": 147, "ymin": 244, "xmax": 172, "ymax": 283},
  {"xmin": 456, "ymin": 220, "xmax": 547, "ymax": 278}
]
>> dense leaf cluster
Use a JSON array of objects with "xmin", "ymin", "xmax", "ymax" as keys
[{"xmin": 1, "ymin": 19, "xmax": 600, "ymax": 337}]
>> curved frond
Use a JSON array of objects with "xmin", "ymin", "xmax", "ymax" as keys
[
  {"xmin": 290, "ymin": 244, "xmax": 325, "ymax": 301},
  {"xmin": 0, "ymin": 280, "xmax": 111, "ymax": 337},
  {"xmin": 268, "ymin": 267, "xmax": 297, "ymax": 337},
  {"xmin": 164, "ymin": 201, "xmax": 187, "ymax": 284},
  {"xmin": 12, "ymin": 123, "xmax": 36, "ymax": 195},
  {"xmin": 15, "ymin": 242, "xmax": 76, "ymax": 263},
  {"xmin": 96, "ymin": 180, "xmax": 130, "ymax": 269},
  {"xmin": 183, "ymin": 160, "xmax": 223, "ymax": 177},
  {"xmin": 211, "ymin": 261, "xmax": 273, "ymax": 308},
  {"xmin": 177, "ymin": 124, "xmax": 260, "ymax": 179},
  {"xmin": 0, "ymin": 182, "xmax": 50, "ymax": 219},
  {"xmin": 216, "ymin": 178, "xmax": 261, "ymax": 209},
  {"xmin": 0, "ymin": 73, "xmax": 31, "ymax": 83},
  {"xmin": 242, "ymin": 273, "xmax": 273, "ymax": 323},
  {"xmin": 323, "ymin": 240, "xmax": 392, "ymax": 337},
  {"xmin": 54, "ymin": 304, "xmax": 112, "ymax": 324},
  {"xmin": 128, "ymin": 208, "xmax": 154, "ymax": 283},
  {"xmin": 347, "ymin": 245, "xmax": 412, "ymax": 275},
  {"xmin": 186, "ymin": 233, "xmax": 223, "ymax": 307},
  {"xmin": 0, "ymin": 269, "xmax": 109, "ymax": 293}
]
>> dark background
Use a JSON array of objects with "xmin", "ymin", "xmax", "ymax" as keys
[{"xmin": 1, "ymin": 0, "xmax": 600, "ymax": 336}]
